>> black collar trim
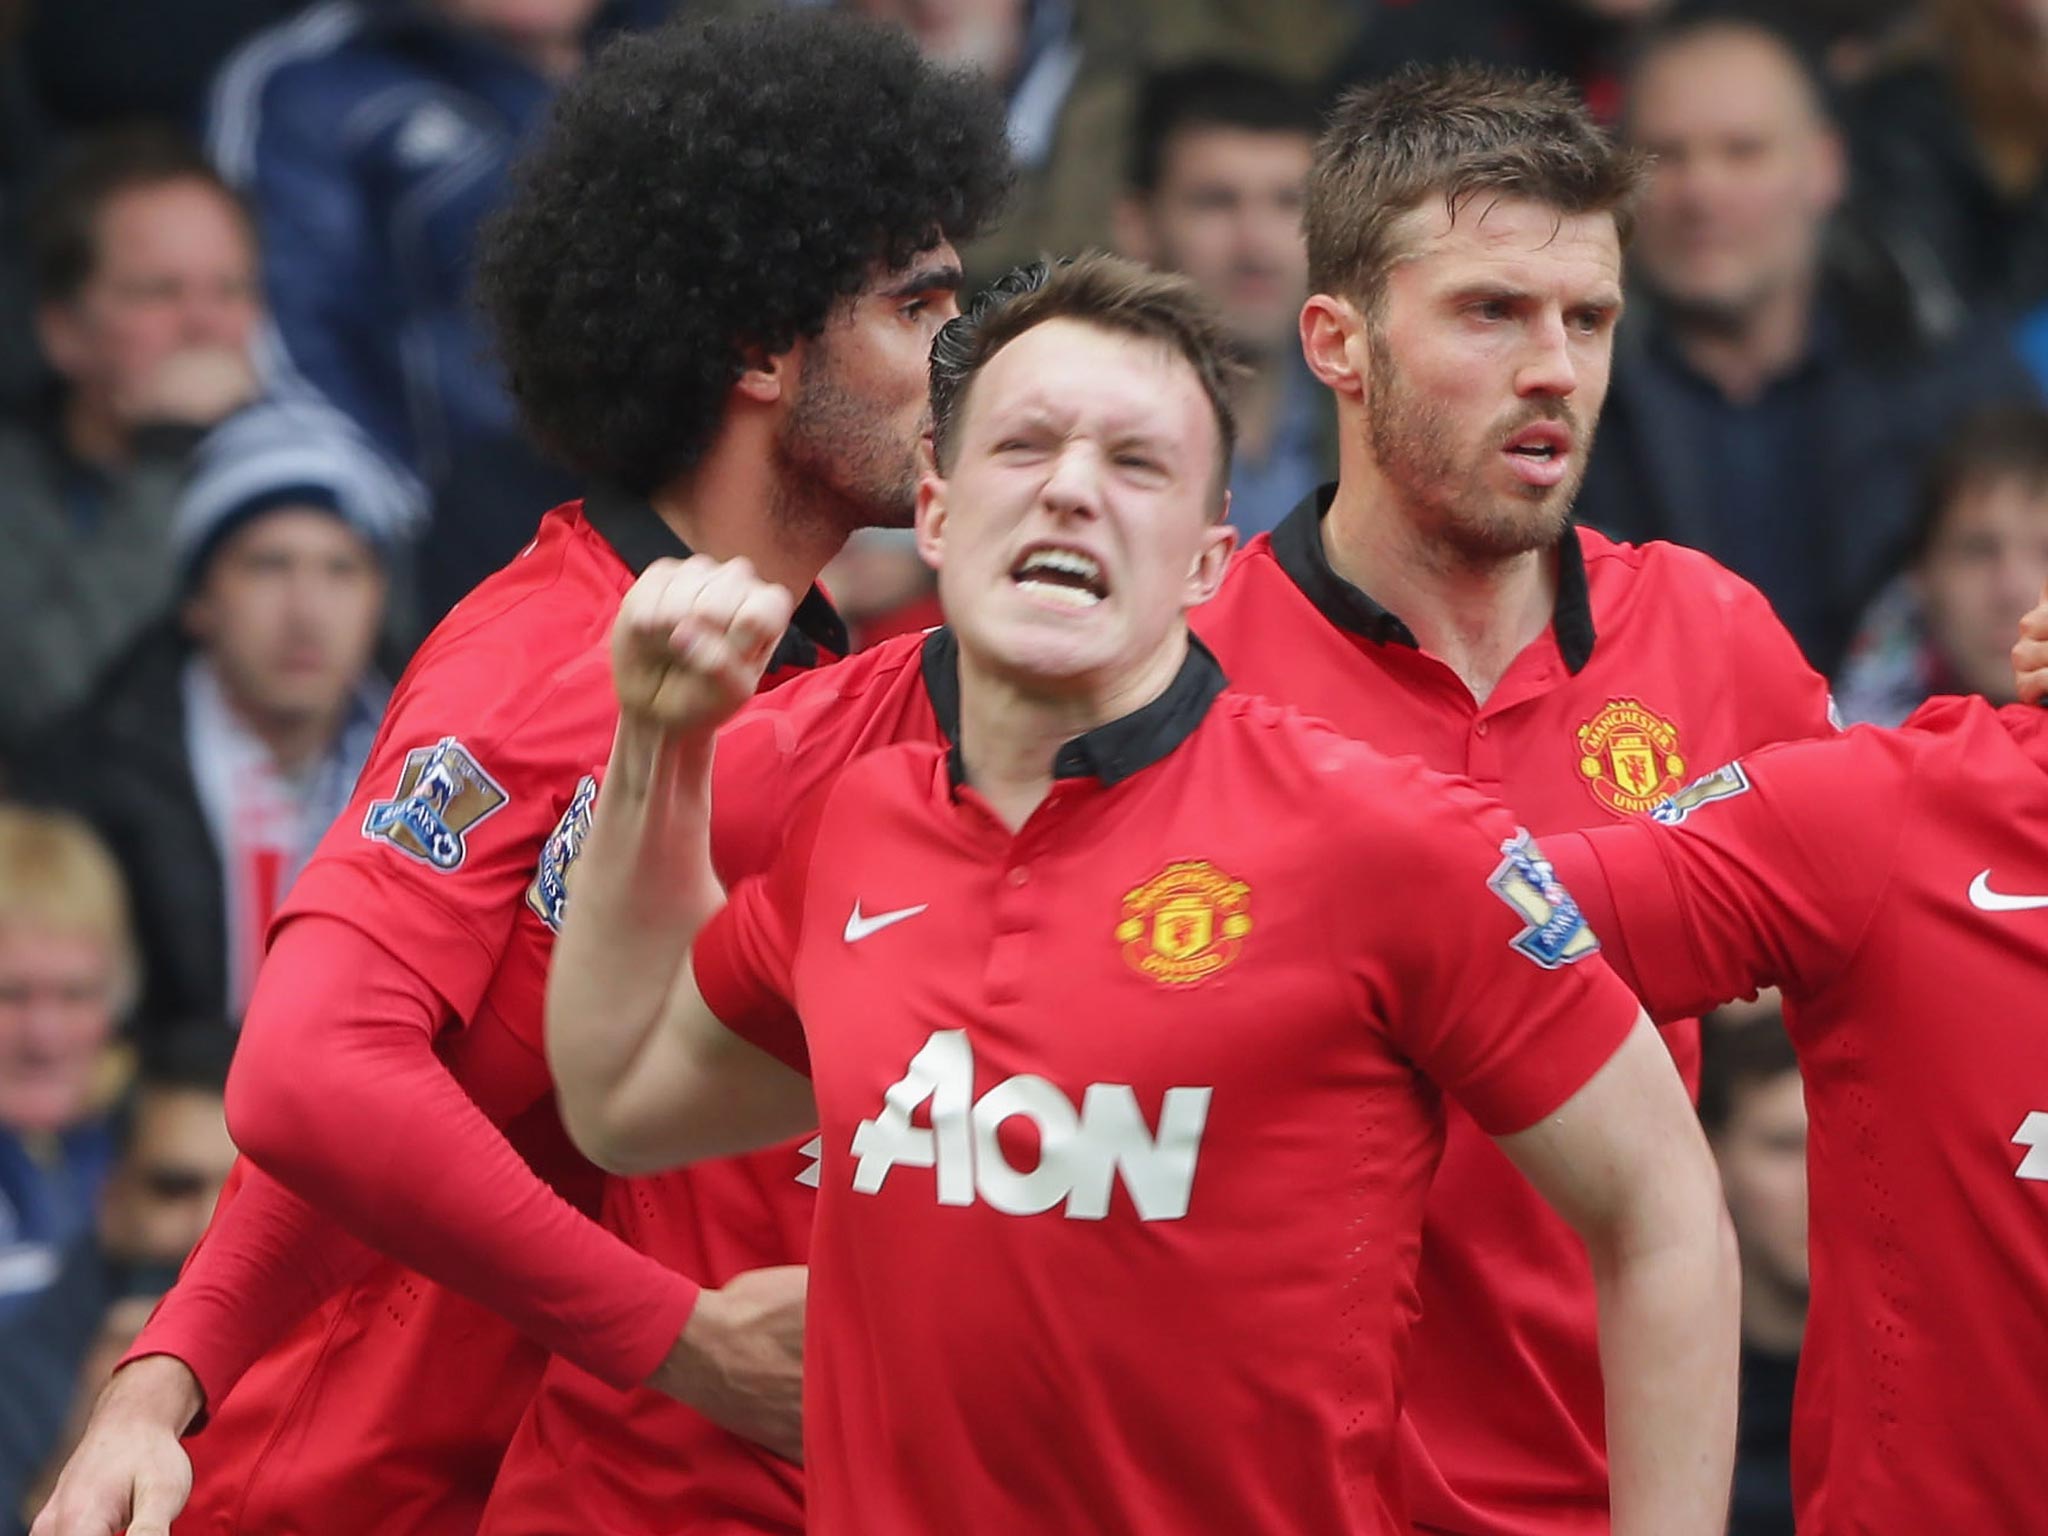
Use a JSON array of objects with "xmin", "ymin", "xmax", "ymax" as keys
[
  {"xmin": 582, "ymin": 482, "xmax": 851, "ymax": 668},
  {"xmin": 922, "ymin": 627, "xmax": 1229, "ymax": 789},
  {"xmin": 1268, "ymin": 484, "xmax": 1598, "ymax": 675}
]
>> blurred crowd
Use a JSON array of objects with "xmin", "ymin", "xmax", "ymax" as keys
[{"xmin": 0, "ymin": 0, "xmax": 2043, "ymax": 1530}]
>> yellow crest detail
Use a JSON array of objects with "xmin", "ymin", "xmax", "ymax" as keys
[
  {"xmin": 1574, "ymin": 700, "xmax": 1686, "ymax": 815},
  {"xmin": 1117, "ymin": 860, "xmax": 1252, "ymax": 986}
]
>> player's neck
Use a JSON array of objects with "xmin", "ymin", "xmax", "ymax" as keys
[
  {"xmin": 955, "ymin": 630, "xmax": 1191, "ymax": 832},
  {"xmin": 1321, "ymin": 477, "xmax": 1556, "ymax": 707},
  {"xmin": 649, "ymin": 444, "xmax": 843, "ymax": 604}
]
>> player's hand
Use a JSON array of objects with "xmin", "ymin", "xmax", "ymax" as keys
[
  {"xmin": 649, "ymin": 1264, "xmax": 808, "ymax": 1464},
  {"xmin": 2014, "ymin": 580, "xmax": 2048, "ymax": 705},
  {"xmin": 29, "ymin": 1357, "xmax": 200, "ymax": 1536},
  {"xmin": 115, "ymin": 344, "xmax": 259, "ymax": 429},
  {"xmin": 611, "ymin": 556, "xmax": 796, "ymax": 736}
]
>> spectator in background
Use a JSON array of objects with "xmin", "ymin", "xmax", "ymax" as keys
[
  {"xmin": 1334, "ymin": 0, "xmax": 1671, "ymax": 124},
  {"xmin": 1698, "ymin": 1011, "xmax": 1806, "ymax": 1536},
  {"xmin": 851, "ymin": 0, "xmax": 1131, "ymax": 286},
  {"xmin": 2022, "ymin": 298, "xmax": 2048, "ymax": 389},
  {"xmin": 1836, "ymin": 404, "xmax": 2048, "ymax": 724},
  {"xmin": 204, "ymin": 0, "xmax": 659, "ymax": 624},
  {"xmin": 1575, "ymin": 10, "xmax": 2038, "ymax": 675},
  {"xmin": 1114, "ymin": 61, "xmax": 1330, "ymax": 536},
  {"xmin": 0, "ymin": 808, "xmax": 134, "ymax": 1326},
  {"xmin": 17, "ymin": 401, "xmax": 411, "ymax": 1030},
  {"xmin": 21, "ymin": 0, "xmax": 308, "ymax": 132},
  {"xmin": 1849, "ymin": 0, "xmax": 2048, "ymax": 327},
  {"xmin": 0, "ymin": 127, "xmax": 262, "ymax": 756},
  {"xmin": 819, "ymin": 529, "xmax": 942, "ymax": 652},
  {"xmin": 0, "ymin": 1026, "xmax": 235, "ymax": 1536}
]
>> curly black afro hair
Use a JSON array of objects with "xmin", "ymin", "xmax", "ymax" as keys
[{"xmin": 476, "ymin": 11, "xmax": 1012, "ymax": 497}]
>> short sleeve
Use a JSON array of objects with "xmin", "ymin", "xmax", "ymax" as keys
[
  {"xmin": 275, "ymin": 646, "xmax": 606, "ymax": 1025},
  {"xmin": 1355, "ymin": 766, "xmax": 1644, "ymax": 1136},
  {"xmin": 1552, "ymin": 728, "xmax": 1911, "ymax": 1019},
  {"xmin": 691, "ymin": 778, "xmax": 838, "ymax": 1077}
]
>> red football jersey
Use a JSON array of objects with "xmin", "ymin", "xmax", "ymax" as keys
[
  {"xmin": 137, "ymin": 490, "xmax": 847, "ymax": 1536},
  {"xmin": 1188, "ymin": 491, "xmax": 1834, "ymax": 1534},
  {"xmin": 1549, "ymin": 697, "xmax": 2048, "ymax": 1536},
  {"xmin": 692, "ymin": 646, "xmax": 1643, "ymax": 1536},
  {"xmin": 478, "ymin": 628, "xmax": 946, "ymax": 1536}
]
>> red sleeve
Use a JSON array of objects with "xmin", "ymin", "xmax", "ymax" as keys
[
  {"xmin": 1714, "ymin": 560, "xmax": 1841, "ymax": 748},
  {"xmin": 1544, "ymin": 733, "xmax": 1910, "ymax": 1021},
  {"xmin": 1351, "ymin": 765, "xmax": 1644, "ymax": 1136},
  {"xmin": 121, "ymin": 1166, "xmax": 380, "ymax": 1423},
  {"xmin": 692, "ymin": 778, "xmax": 837, "ymax": 1076},
  {"xmin": 275, "ymin": 657, "xmax": 606, "ymax": 1025},
  {"xmin": 226, "ymin": 915, "xmax": 700, "ymax": 1391}
]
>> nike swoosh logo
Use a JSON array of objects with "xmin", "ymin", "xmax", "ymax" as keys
[
  {"xmin": 844, "ymin": 901, "xmax": 929, "ymax": 943},
  {"xmin": 1969, "ymin": 871, "xmax": 2048, "ymax": 912}
]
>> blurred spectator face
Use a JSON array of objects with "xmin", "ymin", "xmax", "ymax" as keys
[
  {"xmin": 1628, "ymin": 26, "xmax": 1844, "ymax": 324},
  {"xmin": 778, "ymin": 243, "xmax": 964, "ymax": 533},
  {"xmin": 184, "ymin": 510, "xmax": 387, "ymax": 731},
  {"xmin": 0, "ymin": 924, "xmax": 120, "ymax": 1136},
  {"xmin": 37, "ymin": 177, "xmax": 260, "ymax": 434},
  {"xmin": 1711, "ymin": 1063, "xmax": 1809, "ymax": 1298},
  {"xmin": 1916, "ymin": 475, "xmax": 2048, "ymax": 702},
  {"xmin": 98, "ymin": 1082, "xmax": 234, "ymax": 1265},
  {"xmin": 1360, "ymin": 196, "xmax": 1622, "ymax": 560},
  {"xmin": 1118, "ymin": 126, "xmax": 1312, "ymax": 358},
  {"xmin": 850, "ymin": 0, "xmax": 1027, "ymax": 81},
  {"xmin": 436, "ymin": 0, "xmax": 603, "ymax": 47}
]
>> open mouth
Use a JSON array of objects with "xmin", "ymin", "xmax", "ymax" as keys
[
  {"xmin": 1010, "ymin": 544, "xmax": 1108, "ymax": 610},
  {"xmin": 1503, "ymin": 423, "xmax": 1572, "ymax": 487}
]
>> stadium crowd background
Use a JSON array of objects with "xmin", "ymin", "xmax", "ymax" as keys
[{"xmin": 0, "ymin": 0, "xmax": 2043, "ymax": 1531}]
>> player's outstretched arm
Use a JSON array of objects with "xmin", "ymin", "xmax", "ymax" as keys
[
  {"xmin": 550, "ymin": 556, "xmax": 816, "ymax": 1175},
  {"xmin": 1499, "ymin": 1018, "xmax": 1740, "ymax": 1536},
  {"xmin": 2014, "ymin": 579, "xmax": 2048, "ymax": 705}
]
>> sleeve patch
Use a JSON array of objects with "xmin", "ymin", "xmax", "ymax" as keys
[
  {"xmin": 526, "ymin": 774, "xmax": 598, "ymax": 932},
  {"xmin": 1488, "ymin": 830, "xmax": 1600, "ymax": 970},
  {"xmin": 361, "ymin": 737, "xmax": 510, "ymax": 871},
  {"xmin": 1648, "ymin": 761, "xmax": 1753, "ymax": 826}
]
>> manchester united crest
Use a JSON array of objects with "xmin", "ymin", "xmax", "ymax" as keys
[
  {"xmin": 1116, "ymin": 860, "xmax": 1252, "ymax": 986},
  {"xmin": 1575, "ymin": 700, "xmax": 1686, "ymax": 815}
]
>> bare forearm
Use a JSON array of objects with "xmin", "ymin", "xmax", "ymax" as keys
[
  {"xmin": 1593, "ymin": 1208, "xmax": 1740, "ymax": 1536},
  {"xmin": 547, "ymin": 715, "xmax": 724, "ymax": 1149}
]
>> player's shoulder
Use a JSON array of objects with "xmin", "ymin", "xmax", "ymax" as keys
[
  {"xmin": 374, "ymin": 507, "xmax": 618, "ymax": 760},
  {"xmin": 1203, "ymin": 690, "xmax": 1498, "ymax": 834},
  {"xmin": 1577, "ymin": 525, "xmax": 1784, "ymax": 629}
]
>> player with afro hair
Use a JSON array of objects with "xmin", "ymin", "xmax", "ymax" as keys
[{"xmin": 478, "ymin": 9, "xmax": 1012, "ymax": 499}]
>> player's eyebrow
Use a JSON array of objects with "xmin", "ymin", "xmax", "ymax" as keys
[{"xmin": 882, "ymin": 264, "xmax": 965, "ymax": 299}]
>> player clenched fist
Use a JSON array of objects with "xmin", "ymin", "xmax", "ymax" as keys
[
  {"xmin": 2015, "ymin": 579, "xmax": 2048, "ymax": 706},
  {"xmin": 612, "ymin": 555, "xmax": 797, "ymax": 736}
]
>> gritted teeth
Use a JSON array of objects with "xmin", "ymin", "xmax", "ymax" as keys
[{"xmin": 1011, "ymin": 545, "xmax": 1107, "ymax": 600}]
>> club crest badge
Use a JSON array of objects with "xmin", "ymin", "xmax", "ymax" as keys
[
  {"xmin": 361, "ymin": 737, "xmax": 508, "ymax": 872},
  {"xmin": 1487, "ymin": 831, "xmax": 1600, "ymax": 970},
  {"xmin": 1117, "ymin": 860, "xmax": 1252, "ymax": 986},
  {"xmin": 527, "ymin": 775, "xmax": 598, "ymax": 931},
  {"xmin": 1576, "ymin": 699, "xmax": 1687, "ymax": 815}
]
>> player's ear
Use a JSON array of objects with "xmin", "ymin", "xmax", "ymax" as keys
[
  {"xmin": 736, "ymin": 338, "xmax": 798, "ymax": 405},
  {"xmin": 1300, "ymin": 293, "xmax": 1365, "ymax": 402},
  {"xmin": 915, "ymin": 462, "xmax": 948, "ymax": 574},
  {"xmin": 1184, "ymin": 519, "xmax": 1236, "ymax": 608}
]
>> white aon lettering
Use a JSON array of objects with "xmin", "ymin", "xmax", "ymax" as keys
[{"xmin": 848, "ymin": 1029, "xmax": 1212, "ymax": 1220}]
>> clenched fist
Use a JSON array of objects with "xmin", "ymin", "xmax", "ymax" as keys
[
  {"xmin": 2015, "ymin": 580, "xmax": 2048, "ymax": 706},
  {"xmin": 611, "ymin": 556, "xmax": 797, "ymax": 734}
]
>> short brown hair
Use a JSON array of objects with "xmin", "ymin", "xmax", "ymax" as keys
[
  {"xmin": 1911, "ymin": 403, "xmax": 2048, "ymax": 564},
  {"xmin": 30, "ymin": 124, "xmax": 252, "ymax": 307},
  {"xmin": 1305, "ymin": 64, "xmax": 1646, "ymax": 313},
  {"xmin": 929, "ymin": 253, "xmax": 1245, "ymax": 510}
]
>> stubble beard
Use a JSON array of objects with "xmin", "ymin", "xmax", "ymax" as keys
[
  {"xmin": 1365, "ymin": 337, "xmax": 1584, "ymax": 569},
  {"xmin": 772, "ymin": 353, "xmax": 921, "ymax": 538}
]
